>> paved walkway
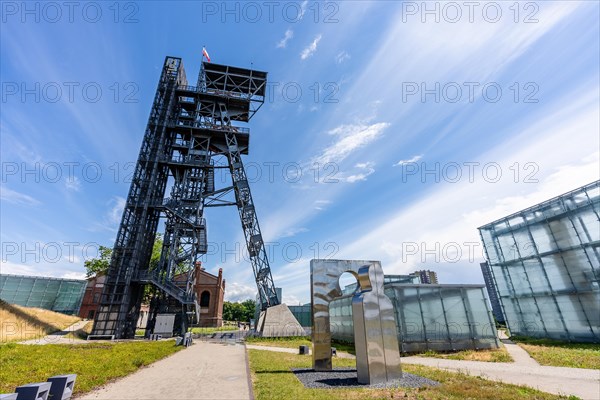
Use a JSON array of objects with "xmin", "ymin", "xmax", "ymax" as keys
[
  {"xmin": 78, "ymin": 341, "xmax": 252, "ymax": 400},
  {"xmin": 20, "ymin": 320, "xmax": 89, "ymax": 345},
  {"xmin": 247, "ymin": 345, "xmax": 600, "ymax": 400}
]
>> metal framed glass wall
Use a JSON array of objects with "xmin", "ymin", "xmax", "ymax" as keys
[
  {"xmin": 288, "ymin": 304, "xmax": 311, "ymax": 327},
  {"xmin": 479, "ymin": 181, "xmax": 600, "ymax": 342},
  {"xmin": 0, "ymin": 274, "xmax": 87, "ymax": 315},
  {"xmin": 329, "ymin": 283, "xmax": 499, "ymax": 353}
]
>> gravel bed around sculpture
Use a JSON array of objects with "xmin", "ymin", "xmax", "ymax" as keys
[{"xmin": 292, "ymin": 368, "xmax": 440, "ymax": 389}]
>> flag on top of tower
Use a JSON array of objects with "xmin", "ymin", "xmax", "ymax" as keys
[{"xmin": 202, "ymin": 47, "xmax": 211, "ymax": 62}]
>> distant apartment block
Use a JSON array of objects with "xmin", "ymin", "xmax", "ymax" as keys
[{"xmin": 410, "ymin": 270, "xmax": 439, "ymax": 284}]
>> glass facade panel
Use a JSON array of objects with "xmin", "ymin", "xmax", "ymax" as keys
[
  {"xmin": 0, "ymin": 274, "xmax": 86, "ymax": 315},
  {"xmin": 479, "ymin": 181, "xmax": 600, "ymax": 342},
  {"xmin": 329, "ymin": 284, "xmax": 499, "ymax": 353}
]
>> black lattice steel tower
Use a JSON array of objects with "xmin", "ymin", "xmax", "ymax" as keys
[{"xmin": 91, "ymin": 56, "xmax": 279, "ymax": 339}]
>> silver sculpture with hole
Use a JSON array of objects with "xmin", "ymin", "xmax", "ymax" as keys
[{"xmin": 310, "ymin": 259, "xmax": 402, "ymax": 385}]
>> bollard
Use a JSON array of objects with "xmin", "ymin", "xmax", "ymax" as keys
[
  {"xmin": 14, "ymin": 382, "xmax": 51, "ymax": 400},
  {"xmin": 184, "ymin": 332, "xmax": 193, "ymax": 347},
  {"xmin": 47, "ymin": 374, "xmax": 76, "ymax": 400},
  {"xmin": 0, "ymin": 394, "xmax": 18, "ymax": 400}
]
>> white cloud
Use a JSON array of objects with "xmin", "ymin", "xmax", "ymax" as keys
[
  {"xmin": 345, "ymin": 162, "xmax": 375, "ymax": 183},
  {"xmin": 314, "ymin": 122, "xmax": 389, "ymax": 165},
  {"xmin": 62, "ymin": 271, "xmax": 86, "ymax": 280},
  {"xmin": 107, "ymin": 196, "xmax": 126, "ymax": 225},
  {"xmin": 276, "ymin": 29, "xmax": 294, "ymax": 48},
  {"xmin": 224, "ymin": 282, "xmax": 257, "ymax": 302},
  {"xmin": 282, "ymin": 294, "xmax": 302, "ymax": 306},
  {"xmin": 336, "ymin": 51, "xmax": 350, "ymax": 64},
  {"xmin": 338, "ymin": 96, "xmax": 600, "ymax": 279},
  {"xmin": 394, "ymin": 154, "xmax": 423, "ymax": 166},
  {"xmin": 300, "ymin": 34, "xmax": 322, "ymax": 60},
  {"xmin": 314, "ymin": 199, "xmax": 331, "ymax": 211},
  {"xmin": 280, "ymin": 227, "xmax": 309, "ymax": 238},
  {"xmin": 0, "ymin": 260, "xmax": 87, "ymax": 280},
  {"xmin": 0, "ymin": 186, "xmax": 40, "ymax": 206},
  {"xmin": 65, "ymin": 176, "xmax": 81, "ymax": 192},
  {"xmin": 89, "ymin": 196, "xmax": 126, "ymax": 233}
]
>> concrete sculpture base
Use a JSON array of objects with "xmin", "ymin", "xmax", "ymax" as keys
[{"xmin": 256, "ymin": 304, "xmax": 305, "ymax": 337}]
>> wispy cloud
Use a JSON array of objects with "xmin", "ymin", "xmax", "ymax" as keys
[
  {"xmin": 394, "ymin": 154, "xmax": 423, "ymax": 166},
  {"xmin": 280, "ymin": 227, "xmax": 309, "ymax": 238},
  {"xmin": 277, "ymin": 29, "xmax": 294, "ymax": 49},
  {"xmin": 89, "ymin": 196, "xmax": 126, "ymax": 233},
  {"xmin": 65, "ymin": 176, "xmax": 81, "ymax": 192},
  {"xmin": 314, "ymin": 122, "xmax": 389, "ymax": 165},
  {"xmin": 313, "ymin": 200, "xmax": 331, "ymax": 211},
  {"xmin": 336, "ymin": 51, "xmax": 350, "ymax": 64},
  {"xmin": 0, "ymin": 186, "xmax": 40, "ymax": 206},
  {"xmin": 300, "ymin": 34, "xmax": 322, "ymax": 60},
  {"xmin": 346, "ymin": 162, "xmax": 376, "ymax": 183}
]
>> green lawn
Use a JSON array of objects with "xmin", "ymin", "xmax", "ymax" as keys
[
  {"xmin": 246, "ymin": 336, "xmax": 311, "ymax": 348},
  {"xmin": 190, "ymin": 325, "xmax": 241, "ymax": 335},
  {"xmin": 246, "ymin": 336, "xmax": 513, "ymax": 362},
  {"xmin": 0, "ymin": 341, "xmax": 182, "ymax": 395},
  {"xmin": 513, "ymin": 337, "xmax": 600, "ymax": 369},
  {"xmin": 248, "ymin": 349, "xmax": 571, "ymax": 400}
]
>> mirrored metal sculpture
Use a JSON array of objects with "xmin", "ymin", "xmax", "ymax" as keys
[{"xmin": 310, "ymin": 259, "xmax": 402, "ymax": 385}]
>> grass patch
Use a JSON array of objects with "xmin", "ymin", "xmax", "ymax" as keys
[
  {"xmin": 512, "ymin": 337, "xmax": 600, "ymax": 369},
  {"xmin": 248, "ymin": 349, "xmax": 570, "ymax": 399},
  {"xmin": 0, "ymin": 301, "xmax": 81, "ymax": 342},
  {"xmin": 245, "ymin": 336, "xmax": 356, "ymax": 355},
  {"xmin": 246, "ymin": 336, "xmax": 311, "ymax": 348},
  {"xmin": 0, "ymin": 341, "xmax": 182, "ymax": 395},
  {"xmin": 245, "ymin": 336, "xmax": 515, "ymax": 362},
  {"xmin": 416, "ymin": 347, "xmax": 513, "ymax": 363},
  {"xmin": 190, "ymin": 325, "xmax": 242, "ymax": 335}
]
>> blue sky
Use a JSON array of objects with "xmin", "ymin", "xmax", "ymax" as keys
[{"xmin": 1, "ymin": 1, "xmax": 599, "ymax": 304}]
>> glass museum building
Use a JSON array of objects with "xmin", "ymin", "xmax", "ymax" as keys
[{"xmin": 479, "ymin": 181, "xmax": 600, "ymax": 342}]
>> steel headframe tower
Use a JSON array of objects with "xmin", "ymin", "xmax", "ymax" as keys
[{"xmin": 91, "ymin": 56, "xmax": 279, "ymax": 339}]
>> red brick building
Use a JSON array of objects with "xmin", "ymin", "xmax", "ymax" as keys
[
  {"xmin": 78, "ymin": 274, "xmax": 105, "ymax": 320},
  {"xmin": 174, "ymin": 262, "xmax": 225, "ymax": 327},
  {"xmin": 79, "ymin": 263, "xmax": 225, "ymax": 328}
]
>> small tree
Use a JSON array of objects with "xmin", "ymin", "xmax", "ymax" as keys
[
  {"xmin": 85, "ymin": 234, "xmax": 164, "ymax": 278},
  {"xmin": 84, "ymin": 245, "xmax": 112, "ymax": 277}
]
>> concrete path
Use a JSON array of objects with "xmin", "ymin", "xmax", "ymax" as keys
[
  {"xmin": 500, "ymin": 338, "xmax": 540, "ymax": 366},
  {"xmin": 20, "ymin": 320, "xmax": 90, "ymax": 345},
  {"xmin": 401, "ymin": 356, "xmax": 599, "ymax": 400},
  {"xmin": 78, "ymin": 341, "xmax": 252, "ymax": 400},
  {"xmin": 247, "ymin": 345, "xmax": 600, "ymax": 400}
]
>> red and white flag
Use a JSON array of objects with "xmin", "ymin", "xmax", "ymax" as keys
[{"xmin": 202, "ymin": 47, "xmax": 211, "ymax": 62}]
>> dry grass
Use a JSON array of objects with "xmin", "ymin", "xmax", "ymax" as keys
[
  {"xmin": 417, "ymin": 346, "xmax": 513, "ymax": 363},
  {"xmin": 513, "ymin": 337, "xmax": 600, "ymax": 369},
  {"xmin": 64, "ymin": 320, "xmax": 94, "ymax": 340},
  {"xmin": 0, "ymin": 301, "xmax": 81, "ymax": 342}
]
